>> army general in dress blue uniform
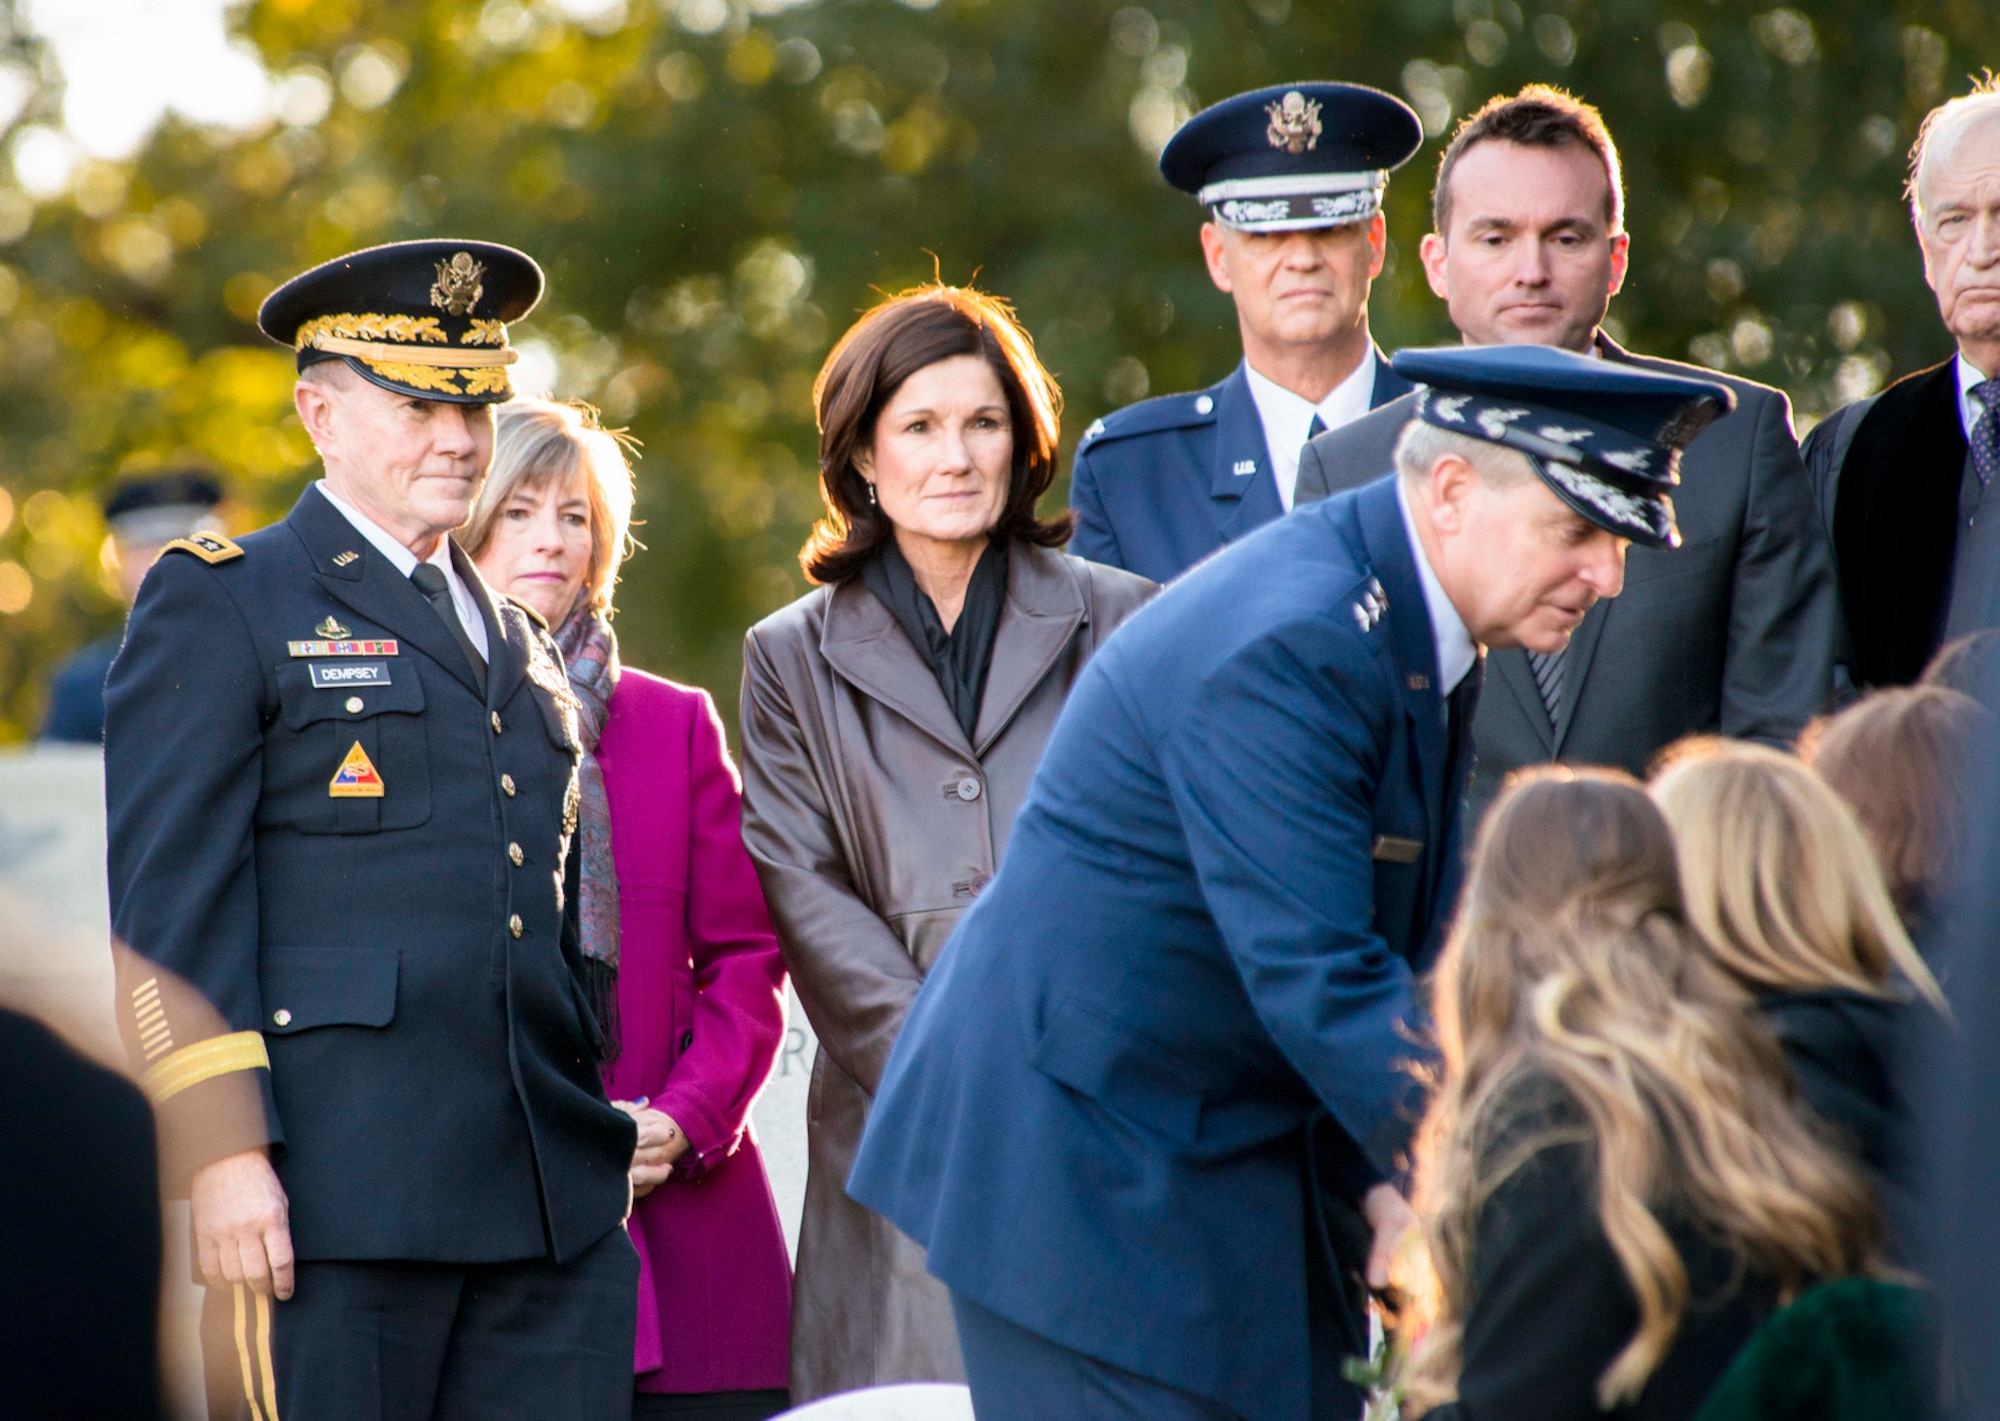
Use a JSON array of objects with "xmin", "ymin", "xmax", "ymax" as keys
[
  {"xmin": 1067, "ymin": 83, "xmax": 1422, "ymax": 583},
  {"xmin": 850, "ymin": 346, "xmax": 1733, "ymax": 1420},
  {"xmin": 104, "ymin": 241, "xmax": 639, "ymax": 1421}
]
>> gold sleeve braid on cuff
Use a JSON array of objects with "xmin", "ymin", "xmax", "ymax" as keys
[{"xmin": 141, "ymin": 1031, "xmax": 270, "ymax": 1105}]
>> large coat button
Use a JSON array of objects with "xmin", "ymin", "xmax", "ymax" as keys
[
  {"xmin": 508, "ymin": 914, "xmax": 523, "ymax": 938},
  {"xmin": 956, "ymin": 777, "xmax": 982, "ymax": 802},
  {"xmin": 500, "ymin": 774, "xmax": 516, "ymax": 797}
]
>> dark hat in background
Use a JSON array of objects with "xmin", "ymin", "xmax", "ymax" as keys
[
  {"xmin": 102, "ymin": 468, "xmax": 225, "ymax": 545},
  {"xmin": 257, "ymin": 239, "xmax": 544, "ymax": 405},
  {"xmin": 1389, "ymin": 344, "xmax": 1736, "ymax": 549},
  {"xmin": 1159, "ymin": 82, "xmax": 1423, "ymax": 233}
]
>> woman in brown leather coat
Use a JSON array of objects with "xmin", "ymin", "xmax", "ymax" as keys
[{"xmin": 738, "ymin": 285, "xmax": 1154, "ymax": 1403}]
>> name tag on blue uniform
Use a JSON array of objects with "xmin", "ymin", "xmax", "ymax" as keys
[{"xmin": 308, "ymin": 660, "xmax": 392, "ymax": 688}]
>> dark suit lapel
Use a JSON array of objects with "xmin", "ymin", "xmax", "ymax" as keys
[
  {"xmin": 1213, "ymin": 365, "xmax": 1283, "ymax": 544},
  {"xmin": 973, "ymin": 545, "xmax": 1084, "ymax": 756},
  {"xmin": 1355, "ymin": 481, "xmax": 1448, "ymax": 843},
  {"xmin": 1488, "ymin": 649, "xmax": 1557, "ymax": 755},
  {"xmin": 288, "ymin": 485, "xmax": 486, "ymax": 699},
  {"xmin": 819, "ymin": 577, "xmax": 974, "ymax": 757},
  {"xmin": 1368, "ymin": 345, "xmax": 1413, "ymax": 408},
  {"xmin": 455, "ymin": 541, "xmax": 525, "ymax": 711}
]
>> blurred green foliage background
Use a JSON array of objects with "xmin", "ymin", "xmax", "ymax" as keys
[{"xmin": 0, "ymin": 0, "xmax": 1987, "ymax": 739}]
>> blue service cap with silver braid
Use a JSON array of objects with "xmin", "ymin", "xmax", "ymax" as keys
[
  {"xmin": 1390, "ymin": 344, "xmax": 1736, "ymax": 550},
  {"xmin": 1160, "ymin": 82, "xmax": 1423, "ymax": 234}
]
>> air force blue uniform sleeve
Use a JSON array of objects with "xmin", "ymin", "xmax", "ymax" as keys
[
  {"xmin": 1158, "ymin": 624, "xmax": 1424, "ymax": 1168},
  {"xmin": 105, "ymin": 538, "xmax": 281, "ymax": 1181}
]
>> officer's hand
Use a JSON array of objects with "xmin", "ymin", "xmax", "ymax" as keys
[
  {"xmin": 1361, "ymin": 1182, "xmax": 1417, "ymax": 1292},
  {"xmin": 615, "ymin": 1102, "xmax": 689, "ymax": 1198},
  {"xmin": 189, "ymin": 1149, "xmax": 295, "ymax": 1300}
]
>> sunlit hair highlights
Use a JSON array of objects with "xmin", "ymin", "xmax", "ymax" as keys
[
  {"xmin": 1907, "ymin": 72, "xmax": 2000, "ymax": 225},
  {"xmin": 458, "ymin": 398, "xmax": 638, "ymax": 618},
  {"xmin": 1650, "ymin": 738, "xmax": 1944, "ymax": 1010},
  {"xmin": 1406, "ymin": 770, "xmax": 1878, "ymax": 1414},
  {"xmin": 801, "ymin": 282, "xmax": 1070, "ymax": 585}
]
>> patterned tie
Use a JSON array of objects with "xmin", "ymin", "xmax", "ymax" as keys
[
  {"xmin": 1973, "ymin": 378, "xmax": 2000, "ymax": 488},
  {"xmin": 1526, "ymin": 648, "xmax": 1564, "ymax": 728},
  {"xmin": 411, "ymin": 562, "xmax": 488, "ymax": 691}
]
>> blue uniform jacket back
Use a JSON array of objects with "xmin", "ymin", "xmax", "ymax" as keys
[
  {"xmin": 850, "ymin": 476, "xmax": 1472, "ymax": 1418},
  {"xmin": 104, "ymin": 485, "xmax": 633, "ymax": 1265}
]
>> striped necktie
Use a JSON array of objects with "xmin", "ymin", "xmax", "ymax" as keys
[{"xmin": 1526, "ymin": 648, "xmax": 1564, "ymax": 728}]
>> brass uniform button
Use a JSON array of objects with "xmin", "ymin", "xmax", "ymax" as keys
[
  {"xmin": 508, "ymin": 914, "xmax": 523, "ymax": 939},
  {"xmin": 491, "ymin": 712, "xmax": 503, "ymax": 735},
  {"xmin": 345, "ymin": 696, "xmax": 364, "ymax": 713},
  {"xmin": 508, "ymin": 842, "xmax": 524, "ymax": 866},
  {"xmin": 273, "ymin": 1009, "xmax": 292, "ymax": 1027},
  {"xmin": 501, "ymin": 773, "xmax": 516, "ymax": 797}
]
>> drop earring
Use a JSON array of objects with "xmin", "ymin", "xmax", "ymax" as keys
[{"xmin": 865, "ymin": 480, "xmax": 878, "ymax": 506}]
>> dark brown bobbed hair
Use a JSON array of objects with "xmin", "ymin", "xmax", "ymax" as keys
[
  {"xmin": 1802, "ymin": 685, "xmax": 1994, "ymax": 929},
  {"xmin": 801, "ymin": 283, "xmax": 1072, "ymax": 585}
]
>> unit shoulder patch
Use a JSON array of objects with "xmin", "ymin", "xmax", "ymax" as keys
[{"xmin": 161, "ymin": 532, "xmax": 244, "ymax": 565}]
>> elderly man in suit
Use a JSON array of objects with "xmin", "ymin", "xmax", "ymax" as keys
[
  {"xmin": 1296, "ymin": 86, "xmax": 1836, "ymax": 822},
  {"xmin": 1805, "ymin": 79, "xmax": 2000, "ymax": 689},
  {"xmin": 105, "ymin": 241, "xmax": 638, "ymax": 1420},
  {"xmin": 851, "ymin": 345, "xmax": 1733, "ymax": 1421},
  {"xmin": 1067, "ymin": 83, "xmax": 1422, "ymax": 583}
]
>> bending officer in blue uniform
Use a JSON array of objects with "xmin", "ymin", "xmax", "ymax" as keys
[
  {"xmin": 851, "ymin": 345, "xmax": 1734, "ymax": 1420},
  {"xmin": 105, "ymin": 241, "xmax": 639, "ymax": 1420},
  {"xmin": 1067, "ymin": 82, "xmax": 1422, "ymax": 582}
]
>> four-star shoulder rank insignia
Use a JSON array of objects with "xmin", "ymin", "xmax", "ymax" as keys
[
  {"xmin": 162, "ymin": 531, "xmax": 243, "ymax": 564},
  {"xmin": 316, "ymin": 615, "xmax": 351, "ymax": 638},
  {"xmin": 329, "ymin": 741, "xmax": 386, "ymax": 798},
  {"xmin": 1351, "ymin": 576, "xmax": 1388, "ymax": 633}
]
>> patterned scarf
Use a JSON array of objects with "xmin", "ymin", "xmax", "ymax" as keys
[{"xmin": 556, "ymin": 601, "xmax": 623, "ymax": 1060}]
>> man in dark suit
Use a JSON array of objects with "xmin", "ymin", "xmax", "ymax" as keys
[
  {"xmin": 1297, "ymin": 87, "xmax": 1836, "ymax": 822},
  {"xmin": 851, "ymin": 346, "xmax": 1732, "ymax": 1420},
  {"xmin": 41, "ymin": 468, "xmax": 224, "ymax": 744},
  {"xmin": 1067, "ymin": 83, "xmax": 1422, "ymax": 583},
  {"xmin": 105, "ymin": 241, "xmax": 637, "ymax": 1420},
  {"xmin": 1805, "ymin": 80, "xmax": 2000, "ymax": 690}
]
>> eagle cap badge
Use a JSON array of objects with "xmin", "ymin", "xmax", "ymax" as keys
[
  {"xmin": 430, "ymin": 252, "xmax": 486, "ymax": 316},
  {"xmin": 1265, "ymin": 91, "xmax": 1323, "ymax": 154}
]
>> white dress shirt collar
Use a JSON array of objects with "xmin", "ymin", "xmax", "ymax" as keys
[
  {"xmin": 1394, "ymin": 474, "xmax": 1478, "ymax": 694},
  {"xmin": 1244, "ymin": 348, "xmax": 1377, "ymax": 513},
  {"xmin": 315, "ymin": 479, "xmax": 490, "ymax": 659},
  {"xmin": 1957, "ymin": 352, "xmax": 1994, "ymax": 440}
]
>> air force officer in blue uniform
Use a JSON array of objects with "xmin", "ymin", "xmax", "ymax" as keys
[
  {"xmin": 851, "ymin": 346, "xmax": 1734, "ymax": 1420},
  {"xmin": 105, "ymin": 241, "xmax": 638, "ymax": 1420},
  {"xmin": 1067, "ymin": 83, "xmax": 1423, "ymax": 583}
]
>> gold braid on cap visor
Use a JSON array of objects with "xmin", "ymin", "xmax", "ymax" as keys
[{"xmin": 295, "ymin": 313, "xmax": 517, "ymax": 396}]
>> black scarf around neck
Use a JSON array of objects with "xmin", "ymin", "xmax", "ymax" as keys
[{"xmin": 863, "ymin": 538, "xmax": 1009, "ymax": 741}]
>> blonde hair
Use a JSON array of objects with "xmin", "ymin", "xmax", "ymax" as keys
[
  {"xmin": 1406, "ymin": 770, "xmax": 1879, "ymax": 1414},
  {"xmin": 459, "ymin": 398, "xmax": 638, "ymax": 617},
  {"xmin": 1650, "ymin": 739, "xmax": 1944, "ymax": 1010}
]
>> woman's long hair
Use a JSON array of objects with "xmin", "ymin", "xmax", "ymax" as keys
[
  {"xmin": 800, "ymin": 283, "xmax": 1071, "ymax": 584},
  {"xmin": 1651, "ymin": 738, "xmax": 1945, "ymax": 1008},
  {"xmin": 1406, "ymin": 770, "xmax": 1879, "ymax": 1413}
]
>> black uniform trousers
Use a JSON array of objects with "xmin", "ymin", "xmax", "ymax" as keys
[{"xmin": 202, "ymin": 1225, "xmax": 638, "ymax": 1421}]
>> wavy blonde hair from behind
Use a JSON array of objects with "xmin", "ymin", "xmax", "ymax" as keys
[
  {"xmin": 1405, "ymin": 770, "xmax": 1879, "ymax": 1415},
  {"xmin": 1650, "ymin": 738, "xmax": 1944, "ymax": 1010}
]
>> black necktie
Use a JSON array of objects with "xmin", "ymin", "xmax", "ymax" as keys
[
  {"xmin": 410, "ymin": 562, "xmax": 487, "ymax": 691},
  {"xmin": 1444, "ymin": 663, "xmax": 1482, "ymax": 799}
]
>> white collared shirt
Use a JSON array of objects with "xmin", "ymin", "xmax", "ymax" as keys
[
  {"xmin": 1395, "ymin": 474, "xmax": 1478, "ymax": 695},
  {"xmin": 1957, "ymin": 352, "xmax": 1994, "ymax": 439},
  {"xmin": 1244, "ymin": 349, "xmax": 1378, "ymax": 513},
  {"xmin": 316, "ymin": 479, "xmax": 490, "ymax": 660}
]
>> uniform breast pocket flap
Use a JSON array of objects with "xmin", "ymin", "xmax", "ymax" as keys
[
  {"xmin": 275, "ymin": 661, "xmax": 426, "ymax": 728},
  {"xmin": 261, "ymin": 947, "xmax": 398, "ymax": 1034}
]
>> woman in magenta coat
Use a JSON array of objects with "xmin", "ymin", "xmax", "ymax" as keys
[{"xmin": 464, "ymin": 398, "xmax": 793, "ymax": 1421}]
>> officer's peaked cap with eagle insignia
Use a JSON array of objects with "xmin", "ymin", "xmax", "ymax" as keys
[
  {"xmin": 1390, "ymin": 344, "xmax": 1736, "ymax": 550},
  {"xmin": 258, "ymin": 239, "xmax": 544, "ymax": 405},
  {"xmin": 1159, "ymin": 82, "xmax": 1423, "ymax": 234}
]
